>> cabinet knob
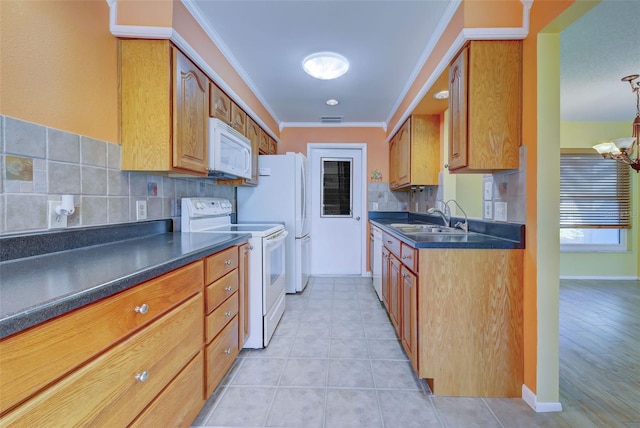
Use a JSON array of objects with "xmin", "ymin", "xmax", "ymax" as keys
[
  {"xmin": 225, "ymin": 286, "xmax": 233, "ymax": 292},
  {"xmin": 134, "ymin": 303, "xmax": 149, "ymax": 315},
  {"xmin": 225, "ymin": 311, "xmax": 233, "ymax": 317},
  {"xmin": 224, "ymin": 348, "xmax": 232, "ymax": 355},
  {"xmin": 135, "ymin": 370, "xmax": 149, "ymax": 383},
  {"xmin": 225, "ymin": 259, "xmax": 232, "ymax": 266},
  {"xmin": 444, "ymin": 163, "xmax": 449, "ymax": 169}
]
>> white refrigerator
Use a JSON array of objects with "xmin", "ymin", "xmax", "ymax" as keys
[{"xmin": 237, "ymin": 152, "xmax": 311, "ymax": 294}]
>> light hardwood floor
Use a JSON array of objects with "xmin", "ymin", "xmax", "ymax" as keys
[{"xmin": 555, "ymin": 278, "xmax": 640, "ymax": 428}]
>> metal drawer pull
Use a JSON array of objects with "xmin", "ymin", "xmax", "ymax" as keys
[
  {"xmin": 134, "ymin": 304, "xmax": 149, "ymax": 315},
  {"xmin": 402, "ymin": 273, "xmax": 408, "ymax": 278},
  {"xmin": 225, "ymin": 259, "xmax": 232, "ymax": 265},
  {"xmin": 225, "ymin": 311, "xmax": 233, "ymax": 317},
  {"xmin": 225, "ymin": 286, "xmax": 233, "ymax": 292},
  {"xmin": 224, "ymin": 348, "xmax": 232, "ymax": 355},
  {"xmin": 135, "ymin": 371, "xmax": 149, "ymax": 382}
]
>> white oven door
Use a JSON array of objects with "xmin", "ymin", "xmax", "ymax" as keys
[{"xmin": 263, "ymin": 229, "xmax": 288, "ymax": 312}]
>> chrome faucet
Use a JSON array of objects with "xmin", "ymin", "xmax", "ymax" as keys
[
  {"xmin": 426, "ymin": 207, "xmax": 449, "ymax": 227},
  {"xmin": 445, "ymin": 199, "xmax": 469, "ymax": 232}
]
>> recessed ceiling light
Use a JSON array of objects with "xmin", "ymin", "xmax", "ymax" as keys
[
  {"xmin": 434, "ymin": 90, "xmax": 449, "ymax": 99},
  {"xmin": 326, "ymin": 99, "xmax": 339, "ymax": 106},
  {"xmin": 302, "ymin": 52, "xmax": 349, "ymax": 80}
]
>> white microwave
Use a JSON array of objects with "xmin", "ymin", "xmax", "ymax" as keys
[{"xmin": 208, "ymin": 118, "xmax": 252, "ymax": 179}]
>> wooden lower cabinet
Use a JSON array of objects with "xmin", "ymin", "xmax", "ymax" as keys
[
  {"xmin": 0, "ymin": 243, "xmax": 251, "ymax": 426},
  {"xmin": 400, "ymin": 265, "xmax": 418, "ymax": 372},
  {"xmin": 1, "ymin": 295, "xmax": 203, "ymax": 427},
  {"xmin": 418, "ymin": 249, "xmax": 523, "ymax": 397},
  {"xmin": 380, "ymin": 231, "xmax": 523, "ymax": 397},
  {"xmin": 131, "ymin": 351, "xmax": 204, "ymax": 428},
  {"xmin": 388, "ymin": 254, "xmax": 402, "ymax": 336}
]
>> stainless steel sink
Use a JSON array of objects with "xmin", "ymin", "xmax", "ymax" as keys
[{"xmin": 389, "ymin": 223, "xmax": 468, "ymax": 235}]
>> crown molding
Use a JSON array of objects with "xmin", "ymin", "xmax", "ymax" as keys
[
  {"xmin": 280, "ymin": 122, "xmax": 387, "ymax": 132},
  {"xmin": 106, "ymin": 0, "xmax": 173, "ymax": 39},
  {"xmin": 180, "ymin": 0, "xmax": 281, "ymax": 126}
]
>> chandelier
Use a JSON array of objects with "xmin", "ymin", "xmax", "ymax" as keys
[{"xmin": 592, "ymin": 74, "xmax": 640, "ymax": 172}]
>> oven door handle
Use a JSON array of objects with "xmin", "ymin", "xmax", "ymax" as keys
[{"xmin": 264, "ymin": 230, "xmax": 288, "ymax": 247}]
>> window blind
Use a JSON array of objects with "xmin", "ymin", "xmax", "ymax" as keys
[{"xmin": 560, "ymin": 150, "xmax": 631, "ymax": 229}]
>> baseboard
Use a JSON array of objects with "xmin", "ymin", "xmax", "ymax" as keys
[
  {"xmin": 522, "ymin": 385, "xmax": 563, "ymax": 413},
  {"xmin": 560, "ymin": 275, "xmax": 640, "ymax": 281}
]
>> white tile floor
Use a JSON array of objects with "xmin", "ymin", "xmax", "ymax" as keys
[{"xmin": 191, "ymin": 276, "xmax": 566, "ymax": 427}]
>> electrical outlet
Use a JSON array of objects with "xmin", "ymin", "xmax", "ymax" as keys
[
  {"xmin": 372, "ymin": 202, "xmax": 379, "ymax": 211},
  {"xmin": 136, "ymin": 200, "xmax": 147, "ymax": 220},
  {"xmin": 494, "ymin": 202, "xmax": 507, "ymax": 222},
  {"xmin": 48, "ymin": 201, "xmax": 67, "ymax": 229},
  {"xmin": 484, "ymin": 201, "xmax": 493, "ymax": 219}
]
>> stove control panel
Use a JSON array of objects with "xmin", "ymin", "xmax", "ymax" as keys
[{"xmin": 182, "ymin": 198, "xmax": 233, "ymax": 217}]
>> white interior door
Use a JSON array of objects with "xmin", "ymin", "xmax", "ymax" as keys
[{"xmin": 308, "ymin": 144, "xmax": 366, "ymax": 275}]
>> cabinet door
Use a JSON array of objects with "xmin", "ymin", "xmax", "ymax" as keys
[
  {"xmin": 259, "ymin": 129, "xmax": 269, "ymax": 154},
  {"xmin": 401, "ymin": 265, "xmax": 418, "ymax": 371},
  {"xmin": 448, "ymin": 46, "xmax": 468, "ymax": 171},
  {"xmin": 389, "ymin": 254, "xmax": 401, "ymax": 335},
  {"xmin": 381, "ymin": 247, "xmax": 391, "ymax": 311},
  {"xmin": 268, "ymin": 136, "xmax": 277, "ymax": 154},
  {"xmin": 209, "ymin": 83, "xmax": 231, "ymax": 123},
  {"xmin": 230, "ymin": 102, "xmax": 247, "ymax": 136},
  {"xmin": 389, "ymin": 135, "xmax": 398, "ymax": 188},
  {"xmin": 245, "ymin": 118, "xmax": 260, "ymax": 185},
  {"xmin": 238, "ymin": 243, "xmax": 250, "ymax": 346},
  {"xmin": 395, "ymin": 119, "xmax": 411, "ymax": 187},
  {"xmin": 172, "ymin": 47, "xmax": 209, "ymax": 173}
]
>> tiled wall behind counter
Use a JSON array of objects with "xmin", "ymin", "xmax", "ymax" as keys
[{"xmin": 0, "ymin": 115, "xmax": 235, "ymax": 234}]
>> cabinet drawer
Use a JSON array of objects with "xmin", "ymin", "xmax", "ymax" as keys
[
  {"xmin": 383, "ymin": 232, "xmax": 401, "ymax": 259},
  {"xmin": 205, "ymin": 246, "xmax": 238, "ymax": 285},
  {"xmin": 205, "ymin": 316, "xmax": 239, "ymax": 397},
  {"xmin": 206, "ymin": 269, "xmax": 239, "ymax": 314},
  {"xmin": 206, "ymin": 292, "xmax": 239, "ymax": 343},
  {"xmin": 1, "ymin": 294, "xmax": 203, "ymax": 427},
  {"xmin": 400, "ymin": 243, "xmax": 418, "ymax": 273},
  {"xmin": 0, "ymin": 261, "xmax": 203, "ymax": 415},
  {"xmin": 131, "ymin": 351, "xmax": 204, "ymax": 428}
]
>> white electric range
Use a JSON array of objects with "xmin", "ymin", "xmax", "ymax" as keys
[{"xmin": 181, "ymin": 197, "xmax": 287, "ymax": 348}]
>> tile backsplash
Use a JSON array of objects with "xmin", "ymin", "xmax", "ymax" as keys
[
  {"xmin": 368, "ymin": 145, "xmax": 526, "ymax": 224},
  {"xmin": 0, "ymin": 115, "xmax": 234, "ymax": 234}
]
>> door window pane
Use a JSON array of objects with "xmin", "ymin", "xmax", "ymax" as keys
[{"xmin": 321, "ymin": 158, "xmax": 352, "ymax": 217}]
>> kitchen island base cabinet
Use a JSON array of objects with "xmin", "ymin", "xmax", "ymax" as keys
[{"xmin": 418, "ymin": 249, "xmax": 523, "ymax": 397}]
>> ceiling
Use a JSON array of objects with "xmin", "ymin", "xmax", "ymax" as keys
[{"xmin": 186, "ymin": 0, "xmax": 638, "ymax": 130}]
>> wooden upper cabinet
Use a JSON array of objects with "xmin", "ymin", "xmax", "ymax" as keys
[
  {"xmin": 245, "ymin": 118, "xmax": 260, "ymax": 185},
  {"xmin": 389, "ymin": 115, "xmax": 440, "ymax": 190},
  {"xmin": 230, "ymin": 102, "xmax": 247, "ymax": 136},
  {"xmin": 258, "ymin": 130, "xmax": 269, "ymax": 155},
  {"xmin": 448, "ymin": 40, "xmax": 522, "ymax": 173},
  {"xmin": 268, "ymin": 136, "xmax": 277, "ymax": 154},
  {"xmin": 209, "ymin": 83, "xmax": 232, "ymax": 123},
  {"xmin": 173, "ymin": 48, "xmax": 209, "ymax": 173},
  {"xmin": 120, "ymin": 40, "xmax": 209, "ymax": 176}
]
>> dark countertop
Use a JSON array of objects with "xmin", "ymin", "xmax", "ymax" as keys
[
  {"xmin": 369, "ymin": 211, "xmax": 525, "ymax": 249},
  {"xmin": 0, "ymin": 223, "xmax": 249, "ymax": 339}
]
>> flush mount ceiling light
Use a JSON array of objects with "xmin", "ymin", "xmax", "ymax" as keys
[
  {"xmin": 302, "ymin": 52, "xmax": 349, "ymax": 80},
  {"xmin": 593, "ymin": 74, "xmax": 640, "ymax": 172},
  {"xmin": 326, "ymin": 99, "xmax": 339, "ymax": 106},
  {"xmin": 434, "ymin": 90, "xmax": 449, "ymax": 99}
]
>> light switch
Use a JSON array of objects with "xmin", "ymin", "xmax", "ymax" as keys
[
  {"xmin": 494, "ymin": 202, "xmax": 507, "ymax": 222},
  {"xmin": 484, "ymin": 181, "xmax": 493, "ymax": 200}
]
